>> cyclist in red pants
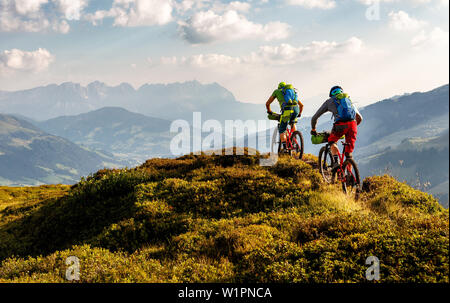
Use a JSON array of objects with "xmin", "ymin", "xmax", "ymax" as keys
[{"xmin": 311, "ymin": 86, "xmax": 363, "ymax": 170}]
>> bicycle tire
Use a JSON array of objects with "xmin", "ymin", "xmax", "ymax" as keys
[
  {"xmin": 290, "ymin": 131, "xmax": 304, "ymax": 160},
  {"xmin": 277, "ymin": 139, "xmax": 289, "ymax": 155},
  {"xmin": 271, "ymin": 126, "xmax": 282, "ymax": 156},
  {"xmin": 341, "ymin": 158, "xmax": 361, "ymax": 200},
  {"xmin": 318, "ymin": 146, "xmax": 334, "ymax": 183}
]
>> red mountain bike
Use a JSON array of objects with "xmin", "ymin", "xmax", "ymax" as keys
[
  {"xmin": 270, "ymin": 113, "xmax": 304, "ymax": 160},
  {"xmin": 318, "ymin": 139, "xmax": 361, "ymax": 200}
]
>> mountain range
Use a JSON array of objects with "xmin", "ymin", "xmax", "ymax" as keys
[
  {"xmin": 356, "ymin": 84, "xmax": 449, "ymax": 157},
  {"xmin": 0, "ymin": 80, "xmax": 264, "ymax": 122}
]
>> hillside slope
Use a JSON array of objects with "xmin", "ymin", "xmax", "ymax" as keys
[
  {"xmin": 359, "ymin": 130, "xmax": 449, "ymax": 207},
  {"xmin": 37, "ymin": 107, "xmax": 174, "ymax": 163},
  {"xmin": 356, "ymin": 84, "xmax": 449, "ymax": 149},
  {"xmin": 355, "ymin": 85, "xmax": 449, "ymax": 206},
  {"xmin": 0, "ymin": 153, "xmax": 447, "ymax": 283},
  {"xmin": 0, "ymin": 114, "xmax": 121, "ymax": 186}
]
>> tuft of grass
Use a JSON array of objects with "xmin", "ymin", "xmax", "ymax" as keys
[{"xmin": 361, "ymin": 175, "xmax": 444, "ymax": 215}]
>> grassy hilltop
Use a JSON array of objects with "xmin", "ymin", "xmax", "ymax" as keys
[{"xmin": 0, "ymin": 152, "xmax": 448, "ymax": 283}]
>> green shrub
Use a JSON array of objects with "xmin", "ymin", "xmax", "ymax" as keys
[
  {"xmin": 0, "ymin": 154, "xmax": 448, "ymax": 282},
  {"xmin": 362, "ymin": 175, "xmax": 444, "ymax": 214}
]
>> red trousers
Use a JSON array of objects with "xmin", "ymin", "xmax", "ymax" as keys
[{"xmin": 328, "ymin": 120, "xmax": 358, "ymax": 154}]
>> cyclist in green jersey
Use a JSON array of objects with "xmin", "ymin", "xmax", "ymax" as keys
[{"xmin": 266, "ymin": 82, "xmax": 304, "ymax": 150}]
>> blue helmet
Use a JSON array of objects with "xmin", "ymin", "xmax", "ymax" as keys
[{"xmin": 329, "ymin": 86, "xmax": 343, "ymax": 97}]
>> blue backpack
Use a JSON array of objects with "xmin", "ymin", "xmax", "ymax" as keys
[
  {"xmin": 281, "ymin": 84, "xmax": 299, "ymax": 109},
  {"xmin": 333, "ymin": 93, "xmax": 356, "ymax": 122}
]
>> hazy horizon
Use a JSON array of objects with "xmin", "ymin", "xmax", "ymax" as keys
[{"xmin": 1, "ymin": 79, "xmax": 448, "ymax": 118}]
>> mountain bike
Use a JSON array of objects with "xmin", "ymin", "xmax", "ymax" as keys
[
  {"xmin": 270, "ymin": 113, "xmax": 304, "ymax": 160},
  {"xmin": 318, "ymin": 138, "xmax": 361, "ymax": 199}
]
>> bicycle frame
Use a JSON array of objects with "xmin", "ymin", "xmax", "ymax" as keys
[
  {"xmin": 284, "ymin": 126, "xmax": 297, "ymax": 151},
  {"xmin": 271, "ymin": 118, "xmax": 304, "ymax": 160},
  {"xmin": 319, "ymin": 139, "xmax": 360, "ymax": 198},
  {"xmin": 333, "ymin": 142, "xmax": 356, "ymax": 182}
]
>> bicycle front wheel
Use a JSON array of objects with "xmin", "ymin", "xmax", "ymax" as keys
[
  {"xmin": 318, "ymin": 146, "xmax": 335, "ymax": 183},
  {"xmin": 290, "ymin": 131, "xmax": 304, "ymax": 160},
  {"xmin": 271, "ymin": 126, "xmax": 279, "ymax": 155},
  {"xmin": 341, "ymin": 158, "xmax": 361, "ymax": 200}
]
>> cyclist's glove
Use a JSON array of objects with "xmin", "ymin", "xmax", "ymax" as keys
[
  {"xmin": 310, "ymin": 130, "xmax": 318, "ymax": 136},
  {"xmin": 267, "ymin": 110, "xmax": 273, "ymax": 115}
]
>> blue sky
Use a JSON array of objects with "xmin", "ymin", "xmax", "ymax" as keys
[{"xmin": 0, "ymin": 0, "xmax": 448, "ymax": 113}]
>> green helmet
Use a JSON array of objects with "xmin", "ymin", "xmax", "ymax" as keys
[{"xmin": 278, "ymin": 82, "xmax": 287, "ymax": 89}]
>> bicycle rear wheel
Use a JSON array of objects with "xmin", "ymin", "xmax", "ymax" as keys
[
  {"xmin": 290, "ymin": 131, "xmax": 304, "ymax": 160},
  {"xmin": 318, "ymin": 146, "xmax": 335, "ymax": 183},
  {"xmin": 341, "ymin": 158, "xmax": 361, "ymax": 200}
]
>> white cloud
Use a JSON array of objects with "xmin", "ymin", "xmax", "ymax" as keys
[
  {"xmin": 13, "ymin": 0, "xmax": 48, "ymax": 15},
  {"xmin": 85, "ymin": 0, "xmax": 173, "ymax": 27},
  {"xmin": 174, "ymin": 0, "xmax": 253, "ymax": 14},
  {"xmin": 0, "ymin": 11, "xmax": 49, "ymax": 32},
  {"xmin": 357, "ymin": 0, "xmax": 395, "ymax": 5},
  {"xmin": 388, "ymin": 11, "xmax": 426, "ymax": 31},
  {"xmin": 227, "ymin": 1, "xmax": 251, "ymax": 12},
  {"xmin": 156, "ymin": 36, "xmax": 364, "ymax": 67},
  {"xmin": 412, "ymin": 27, "xmax": 449, "ymax": 47},
  {"xmin": 0, "ymin": 0, "xmax": 88, "ymax": 33},
  {"xmin": 52, "ymin": 19, "xmax": 70, "ymax": 33},
  {"xmin": 55, "ymin": 0, "xmax": 88, "ymax": 21},
  {"xmin": 247, "ymin": 37, "xmax": 364, "ymax": 64},
  {"xmin": 357, "ymin": 0, "xmax": 447, "ymax": 5},
  {"xmin": 0, "ymin": 0, "xmax": 48, "ymax": 32},
  {"xmin": 173, "ymin": 0, "xmax": 209, "ymax": 13},
  {"xmin": 0, "ymin": 48, "xmax": 54, "ymax": 75},
  {"xmin": 209, "ymin": 1, "xmax": 252, "ymax": 13},
  {"xmin": 158, "ymin": 53, "xmax": 242, "ymax": 67},
  {"xmin": 178, "ymin": 10, "xmax": 290, "ymax": 44},
  {"xmin": 407, "ymin": 0, "xmax": 449, "ymax": 5},
  {"xmin": 286, "ymin": 0, "xmax": 336, "ymax": 9}
]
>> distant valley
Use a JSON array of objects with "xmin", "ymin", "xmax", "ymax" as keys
[
  {"xmin": 37, "ymin": 107, "xmax": 174, "ymax": 164},
  {"xmin": 0, "ymin": 114, "xmax": 123, "ymax": 186}
]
